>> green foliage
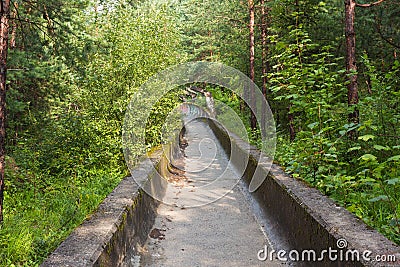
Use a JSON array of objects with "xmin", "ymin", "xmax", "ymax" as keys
[
  {"xmin": 2, "ymin": 0, "xmax": 400, "ymax": 265},
  {"xmin": 255, "ymin": 0, "xmax": 400, "ymax": 245},
  {"xmin": 271, "ymin": 32, "xmax": 400, "ymax": 243},
  {"xmin": 178, "ymin": 0, "xmax": 249, "ymax": 72},
  {"xmin": 356, "ymin": 0, "xmax": 400, "ymax": 66},
  {"xmin": 2, "ymin": 0, "xmax": 184, "ymax": 266}
]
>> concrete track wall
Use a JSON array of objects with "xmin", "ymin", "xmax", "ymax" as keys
[
  {"xmin": 40, "ymin": 149, "xmax": 171, "ymax": 267},
  {"xmin": 208, "ymin": 118, "xmax": 400, "ymax": 267}
]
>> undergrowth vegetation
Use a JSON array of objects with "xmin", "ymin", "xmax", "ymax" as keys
[
  {"xmin": 1, "ymin": 1, "xmax": 182, "ymax": 266},
  {"xmin": 273, "ymin": 57, "xmax": 400, "ymax": 244}
]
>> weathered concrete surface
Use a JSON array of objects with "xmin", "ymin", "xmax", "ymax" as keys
[
  {"xmin": 208, "ymin": 118, "xmax": 400, "ymax": 267},
  {"xmin": 131, "ymin": 119, "xmax": 283, "ymax": 266}
]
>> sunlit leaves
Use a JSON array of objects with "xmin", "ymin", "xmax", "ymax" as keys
[
  {"xmin": 373, "ymin": 145, "xmax": 390, "ymax": 151},
  {"xmin": 359, "ymin": 153, "xmax": 377, "ymax": 162},
  {"xmin": 358, "ymin": 134, "xmax": 375, "ymax": 142},
  {"xmin": 387, "ymin": 155, "xmax": 400, "ymax": 162}
]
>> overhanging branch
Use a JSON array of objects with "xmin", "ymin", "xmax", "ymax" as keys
[{"xmin": 356, "ymin": 0, "xmax": 385, "ymax": 8}]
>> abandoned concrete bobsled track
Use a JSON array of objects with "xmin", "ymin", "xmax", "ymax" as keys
[{"xmin": 41, "ymin": 118, "xmax": 400, "ymax": 267}]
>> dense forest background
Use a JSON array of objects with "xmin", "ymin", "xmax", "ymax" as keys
[{"xmin": 0, "ymin": 0, "xmax": 399, "ymax": 265}]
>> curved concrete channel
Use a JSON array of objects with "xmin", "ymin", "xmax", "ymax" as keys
[
  {"xmin": 42, "ymin": 115, "xmax": 400, "ymax": 266},
  {"xmin": 125, "ymin": 119, "xmax": 282, "ymax": 266}
]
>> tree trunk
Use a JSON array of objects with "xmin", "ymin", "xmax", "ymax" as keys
[
  {"xmin": 249, "ymin": 0, "xmax": 256, "ymax": 130},
  {"xmin": 10, "ymin": 2, "xmax": 16, "ymax": 49},
  {"xmin": 260, "ymin": 0, "xmax": 269, "ymax": 135},
  {"xmin": 345, "ymin": 0, "xmax": 359, "ymax": 139},
  {"xmin": 0, "ymin": 0, "xmax": 10, "ymax": 223},
  {"xmin": 344, "ymin": 0, "xmax": 386, "ymax": 140},
  {"xmin": 288, "ymin": 104, "xmax": 295, "ymax": 141}
]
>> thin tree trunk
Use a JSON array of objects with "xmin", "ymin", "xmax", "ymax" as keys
[
  {"xmin": 208, "ymin": 30, "xmax": 213, "ymax": 59},
  {"xmin": 288, "ymin": 104, "xmax": 295, "ymax": 141},
  {"xmin": 43, "ymin": 4, "xmax": 54, "ymax": 35},
  {"xmin": 0, "ymin": 0, "xmax": 10, "ymax": 223},
  {"xmin": 345, "ymin": 0, "xmax": 359, "ymax": 139},
  {"xmin": 343, "ymin": 0, "xmax": 385, "ymax": 140},
  {"xmin": 249, "ymin": 0, "xmax": 256, "ymax": 130},
  {"xmin": 10, "ymin": 2, "xmax": 16, "ymax": 49},
  {"xmin": 260, "ymin": 0, "xmax": 269, "ymax": 135}
]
